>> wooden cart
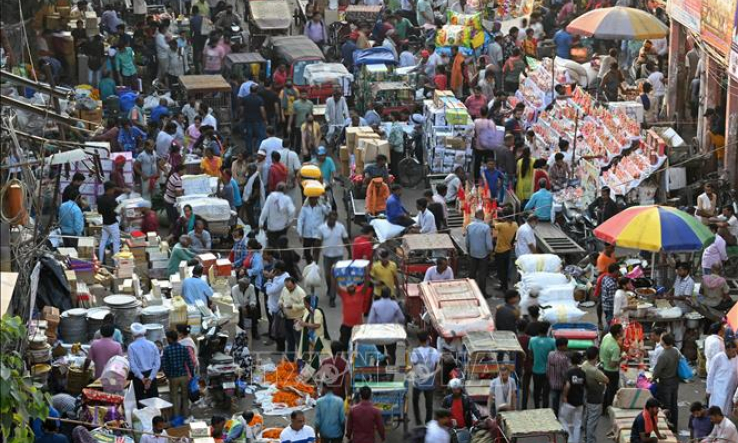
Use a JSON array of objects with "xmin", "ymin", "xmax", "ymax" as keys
[
  {"xmin": 178, "ymin": 75, "xmax": 233, "ymax": 134},
  {"xmin": 497, "ymin": 409, "xmax": 568, "ymax": 443}
]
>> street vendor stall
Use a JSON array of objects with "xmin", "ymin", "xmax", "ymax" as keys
[
  {"xmin": 178, "ymin": 75, "xmax": 233, "ymax": 134},
  {"xmin": 461, "ymin": 330, "xmax": 523, "ymax": 401}
]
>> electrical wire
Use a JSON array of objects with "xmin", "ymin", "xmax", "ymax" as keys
[{"xmin": 0, "ymin": 178, "xmax": 30, "ymax": 225}]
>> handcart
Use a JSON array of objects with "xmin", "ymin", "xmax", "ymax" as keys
[
  {"xmin": 222, "ymin": 52, "xmax": 269, "ymax": 82},
  {"xmin": 369, "ymin": 82, "xmax": 415, "ymax": 117},
  {"xmin": 549, "ymin": 323, "xmax": 599, "ymax": 351},
  {"xmin": 462, "ymin": 330, "xmax": 524, "ymax": 402},
  {"xmin": 178, "ymin": 75, "xmax": 233, "ymax": 134},
  {"xmin": 350, "ymin": 324, "xmax": 409, "ymax": 432},
  {"xmin": 398, "ymin": 233, "xmax": 458, "ymax": 284},
  {"xmin": 496, "ymin": 409, "xmax": 568, "ymax": 443}
]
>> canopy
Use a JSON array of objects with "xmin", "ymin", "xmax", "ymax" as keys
[
  {"xmin": 593, "ymin": 205, "xmax": 714, "ymax": 252},
  {"xmin": 728, "ymin": 303, "xmax": 738, "ymax": 332},
  {"xmin": 268, "ymin": 36, "xmax": 325, "ymax": 63},
  {"xmin": 566, "ymin": 7, "xmax": 668, "ymax": 40},
  {"xmin": 353, "ymin": 47, "xmax": 398, "ymax": 67},
  {"xmin": 351, "ymin": 324, "xmax": 407, "ymax": 345},
  {"xmin": 249, "ymin": 0, "xmax": 291, "ymax": 30},
  {"xmin": 463, "ymin": 330, "xmax": 524, "ymax": 354}
]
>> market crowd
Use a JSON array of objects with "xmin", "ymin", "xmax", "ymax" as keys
[{"xmin": 7, "ymin": 0, "xmax": 738, "ymax": 441}]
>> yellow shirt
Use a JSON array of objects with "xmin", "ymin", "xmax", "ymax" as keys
[
  {"xmin": 279, "ymin": 285, "xmax": 307, "ymax": 320},
  {"xmin": 494, "ymin": 221, "xmax": 519, "ymax": 253},
  {"xmin": 370, "ymin": 261, "xmax": 398, "ymax": 297},
  {"xmin": 200, "ymin": 156, "xmax": 223, "ymax": 177}
]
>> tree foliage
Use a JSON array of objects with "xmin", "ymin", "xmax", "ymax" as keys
[{"xmin": 0, "ymin": 315, "xmax": 50, "ymax": 443}]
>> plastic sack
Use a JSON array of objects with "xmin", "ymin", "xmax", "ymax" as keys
[
  {"xmin": 255, "ymin": 230, "xmax": 268, "ymax": 249},
  {"xmin": 100, "ymin": 355, "xmax": 130, "ymax": 393},
  {"xmin": 132, "ymin": 406, "xmax": 161, "ymax": 433},
  {"xmin": 678, "ymin": 356, "xmax": 694, "ymax": 381},
  {"xmin": 123, "ymin": 384, "xmax": 136, "ymax": 426},
  {"xmin": 303, "ymin": 180, "xmax": 325, "ymax": 197},
  {"xmin": 370, "ymin": 218, "xmax": 406, "ymax": 243},
  {"xmin": 540, "ymin": 303, "xmax": 586, "ymax": 324},
  {"xmin": 189, "ymin": 376, "xmax": 201, "ymax": 402},
  {"xmin": 303, "ymin": 262, "xmax": 322, "ymax": 288},
  {"xmin": 520, "ymin": 272, "xmax": 569, "ymax": 288},
  {"xmin": 516, "ymin": 254, "xmax": 562, "ymax": 273}
]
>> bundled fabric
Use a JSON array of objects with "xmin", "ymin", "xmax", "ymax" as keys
[
  {"xmin": 520, "ymin": 272, "xmax": 569, "ymax": 288},
  {"xmin": 303, "ymin": 63, "xmax": 354, "ymax": 86},
  {"xmin": 100, "ymin": 356, "xmax": 130, "ymax": 393},
  {"xmin": 516, "ymin": 254, "xmax": 562, "ymax": 273},
  {"xmin": 540, "ymin": 303, "xmax": 586, "ymax": 323}
]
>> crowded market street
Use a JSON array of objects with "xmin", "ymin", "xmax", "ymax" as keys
[{"xmin": 1, "ymin": 0, "xmax": 738, "ymax": 442}]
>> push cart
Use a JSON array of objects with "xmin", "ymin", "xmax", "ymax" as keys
[
  {"xmin": 496, "ymin": 409, "xmax": 568, "ymax": 443},
  {"xmin": 461, "ymin": 330, "xmax": 524, "ymax": 402},
  {"xmin": 350, "ymin": 324, "xmax": 409, "ymax": 432},
  {"xmin": 178, "ymin": 75, "xmax": 233, "ymax": 134}
]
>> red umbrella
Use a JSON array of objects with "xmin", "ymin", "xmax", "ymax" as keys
[{"xmin": 727, "ymin": 302, "xmax": 738, "ymax": 331}]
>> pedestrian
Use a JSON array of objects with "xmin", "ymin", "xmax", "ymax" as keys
[
  {"xmin": 346, "ymin": 386, "xmax": 386, "ymax": 443},
  {"xmin": 231, "ymin": 277, "xmax": 258, "ymax": 339},
  {"xmin": 546, "ymin": 337, "xmax": 570, "ymax": 416},
  {"xmin": 410, "ymin": 330, "xmax": 440, "ymax": 425},
  {"xmin": 134, "ymin": 141, "xmax": 162, "ymax": 201},
  {"xmin": 560, "ymin": 352, "xmax": 585, "ymax": 443},
  {"xmin": 493, "ymin": 208, "xmax": 518, "ymax": 292},
  {"xmin": 529, "ymin": 321, "xmax": 555, "ymax": 408},
  {"xmin": 465, "ymin": 210, "xmax": 493, "ymax": 298},
  {"xmin": 370, "ymin": 249, "xmax": 400, "ymax": 299},
  {"xmin": 599, "ymin": 323, "xmax": 624, "ymax": 411},
  {"xmin": 704, "ymin": 323, "xmax": 725, "ymax": 378},
  {"xmin": 161, "ymin": 329, "xmax": 195, "ymax": 419},
  {"xmin": 425, "ymin": 410, "xmax": 452, "ymax": 443},
  {"xmin": 515, "ymin": 214, "xmax": 539, "ymax": 258},
  {"xmin": 265, "ymin": 261, "xmax": 290, "ymax": 347},
  {"xmin": 316, "ymin": 341, "xmax": 350, "ymax": 398},
  {"xmin": 517, "ymin": 319, "xmax": 534, "ymax": 410},
  {"xmin": 279, "ymin": 411, "xmax": 315, "ymax": 443},
  {"xmin": 259, "ymin": 182, "xmax": 296, "ymax": 248},
  {"xmin": 128, "ymin": 322, "xmax": 161, "ymax": 406},
  {"xmin": 58, "ymin": 190, "xmax": 84, "ymax": 248},
  {"xmin": 488, "ymin": 365, "xmax": 517, "ymax": 416},
  {"xmin": 495, "ymin": 290, "xmax": 521, "ymax": 333},
  {"xmin": 318, "ymin": 211, "xmax": 350, "ymax": 307},
  {"xmin": 600, "ymin": 263, "xmax": 620, "ymax": 327},
  {"xmin": 97, "ymin": 181, "xmax": 122, "ymax": 264},
  {"xmin": 83, "ymin": 324, "xmax": 123, "ymax": 379},
  {"xmin": 279, "ymin": 277, "xmax": 307, "ymax": 361},
  {"xmin": 706, "ymin": 341, "xmax": 738, "ymax": 419},
  {"xmin": 297, "ymin": 195, "xmax": 331, "ymax": 264},
  {"xmin": 314, "ymin": 384, "xmax": 345, "ymax": 443},
  {"xmin": 582, "ymin": 346, "xmax": 608, "ymax": 443}
]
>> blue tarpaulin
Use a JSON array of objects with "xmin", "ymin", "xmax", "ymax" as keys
[{"xmin": 352, "ymin": 47, "xmax": 398, "ymax": 67}]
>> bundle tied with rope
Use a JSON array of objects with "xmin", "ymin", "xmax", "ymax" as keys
[{"xmin": 0, "ymin": 178, "xmax": 30, "ymax": 226}]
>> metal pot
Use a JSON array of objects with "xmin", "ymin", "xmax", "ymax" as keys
[{"xmin": 686, "ymin": 314, "xmax": 704, "ymax": 329}]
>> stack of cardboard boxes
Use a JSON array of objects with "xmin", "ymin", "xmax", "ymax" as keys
[{"xmin": 344, "ymin": 127, "xmax": 389, "ymax": 176}]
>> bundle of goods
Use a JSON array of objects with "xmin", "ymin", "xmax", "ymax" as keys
[
  {"xmin": 119, "ymin": 198, "xmax": 152, "ymax": 232},
  {"xmin": 80, "ymin": 388, "xmax": 125, "ymax": 427},
  {"xmin": 333, "ymin": 260, "xmax": 371, "ymax": 288},
  {"xmin": 435, "ymin": 11, "xmax": 485, "ymax": 48},
  {"xmin": 303, "ymin": 63, "xmax": 353, "ymax": 89},
  {"xmin": 100, "ymin": 355, "xmax": 130, "ymax": 393},
  {"xmin": 516, "ymin": 256, "xmax": 585, "ymax": 324},
  {"xmin": 255, "ymin": 360, "xmax": 316, "ymax": 414},
  {"xmin": 175, "ymin": 196, "xmax": 233, "ymax": 237},
  {"xmin": 343, "ymin": 4, "xmax": 382, "ymax": 22}
]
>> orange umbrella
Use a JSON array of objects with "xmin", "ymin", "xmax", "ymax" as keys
[
  {"xmin": 566, "ymin": 7, "xmax": 668, "ymax": 40},
  {"xmin": 727, "ymin": 302, "xmax": 738, "ymax": 331}
]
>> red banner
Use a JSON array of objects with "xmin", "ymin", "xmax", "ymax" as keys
[{"xmin": 701, "ymin": 0, "xmax": 738, "ymax": 57}]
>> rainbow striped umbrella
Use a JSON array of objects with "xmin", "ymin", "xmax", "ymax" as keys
[
  {"xmin": 593, "ymin": 205, "xmax": 714, "ymax": 252},
  {"xmin": 566, "ymin": 7, "xmax": 668, "ymax": 40}
]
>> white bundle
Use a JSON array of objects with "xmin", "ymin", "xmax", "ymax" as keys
[
  {"xmin": 100, "ymin": 355, "xmax": 130, "ymax": 393},
  {"xmin": 516, "ymin": 254, "xmax": 563, "ymax": 273},
  {"xmin": 540, "ymin": 302, "xmax": 587, "ymax": 324}
]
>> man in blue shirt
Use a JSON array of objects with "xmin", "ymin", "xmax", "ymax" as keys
[
  {"xmin": 314, "ymin": 146, "xmax": 336, "ymax": 186},
  {"xmin": 553, "ymin": 28, "xmax": 572, "ymax": 59},
  {"xmin": 386, "ymin": 184, "xmax": 415, "ymax": 227},
  {"xmin": 524, "ymin": 179, "xmax": 554, "ymax": 221},
  {"xmin": 128, "ymin": 322, "xmax": 161, "ymax": 406},
  {"xmin": 117, "ymin": 119, "xmax": 147, "ymax": 153},
  {"xmin": 314, "ymin": 385, "xmax": 346, "ymax": 443},
  {"xmin": 466, "ymin": 209, "xmax": 494, "ymax": 298},
  {"xmin": 149, "ymin": 98, "xmax": 171, "ymax": 124},
  {"xmin": 182, "ymin": 264, "xmax": 214, "ymax": 306},
  {"xmin": 482, "ymin": 158, "xmax": 505, "ymax": 202},
  {"xmin": 58, "ymin": 190, "xmax": 84, "ymax": 247}
]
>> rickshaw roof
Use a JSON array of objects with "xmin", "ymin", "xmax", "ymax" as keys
[
  {"xmin": 249, "ymin": 0, "xmax": 292, "ymax": 30},
  {"xmin": 225, "ymin": 52, "xmax": 267, "ymax": 67},
  {"xmin": 498, "ymin": 409, "xmax": 566, "ymax": 436},
  {"xmin": 402, "ymin": 233, "xmax": 455, "ymax": 251},
  {"xmin": 268, "ymin": 36, "xmax": 325, "ymax": 63},
  {"xmin": 351, "ymin": 324, "xmax": 407, "ymax": 345},
  {"xmin": 178, "ymin": 75, "xmax": 231, "ymax": 92},
  {"xmin": 462, "ymin": 330, "xmax": 524, "ymax": 354}
]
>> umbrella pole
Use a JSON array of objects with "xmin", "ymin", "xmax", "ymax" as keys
[{"xmin": 651, "ymin": 251, "xmax": 656, "ymax": 280}]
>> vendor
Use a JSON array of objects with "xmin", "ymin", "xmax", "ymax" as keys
[
  {"xmin": 182, "ymin": 264, "xmax": 214, "ymax": 306},
  {"xmin": 444, "ymin": 166, "xmax": 465, "ymax": 207},
  {"xmin": 710, "ymin": 205, "xmax": 738, "ymax": 246},
  {"xmin": 168, "ymin": 235, "xmax": 198, "ymax": 276},
  {"xmin": 363, "ymin": 154, "xmax": 390, "ymax": 186},
  {"xmin": 386, "ymin": 184, "xmax": 415, "ymax": 227},
  {"xmin": 62, "ymin": 172, "xmax": 86, "ymax": 203}
]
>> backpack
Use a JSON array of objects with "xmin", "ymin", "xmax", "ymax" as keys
[{"xmin": 406, "ymin": 426, "xmax": 427, "ymax": 443}]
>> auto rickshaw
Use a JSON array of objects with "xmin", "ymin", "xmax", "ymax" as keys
[
  {"xmin": 461, "ymin": 330, "xmax": 524, "ymax": 401},
  {"xmin": 349, "ymin": 324, "xmax": 409, "ymax": 431},
  {"xmin": 222, "ymin": 52, "xmax": 269, "ymax": 82},
  {"xmin": 248, "ymin": 0, "xmax": 294, "ymax": 51},
  {"xmin": 262, "ymin": 36, "xmax": 326, "ymax": 99}
]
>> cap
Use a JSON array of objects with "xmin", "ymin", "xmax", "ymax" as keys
[
  {"xmin": 316, "ymin": 146, "xmax": 327, "ymax": 155},
  {"xmin": 421, "ymin": 50, "xmax": 430, "ymax": 58},
  {"xmin": 257, "ymin": 149, "xmax": 267, "ymax": 157},
  {"xmin": 449, "ymin": 378, "xmax": 463, "ymax": 389},
  {"xmin": 130, "ymin": 322, "xmax": 145, "ymax": 336},
  {"xmin": 114, "ymin": 156, "xmax": 126, "ymax": 165}
]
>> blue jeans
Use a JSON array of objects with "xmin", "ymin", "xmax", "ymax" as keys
[{"xmin": 243, "ymin": 121, "xmax": 266, "ymax": 155}]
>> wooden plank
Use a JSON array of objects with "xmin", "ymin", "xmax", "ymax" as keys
[
  {"xmin": 533, "ymin": 222, "xmax": 585, "ymax": 255},
  {"xmin": 0, "ymin": 273, "xmax": 19, "ymax": 317},
  {"xmin": 178, "ymin": 75, "xmax": 231, "ymax": 92}
]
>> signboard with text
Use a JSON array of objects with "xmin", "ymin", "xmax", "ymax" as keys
[
  {"xmin": 666, "ymin": 0, "xmax": 701, "ymax": 33},
  {"xmin": 701, "ymin": 0, "xmax": 738, "ymax": 58}
]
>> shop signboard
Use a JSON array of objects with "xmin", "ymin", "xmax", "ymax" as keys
[
  {"xmin": 701, "ymin": 0, "xmax": 738, "ymax": 58},
  {"xmin": 666, "ymin": 0, "xmax": 701, "ymax": 33},
  {"xmin": 729, "ymin": 3, "xmax": 738, "ymax": 80}
]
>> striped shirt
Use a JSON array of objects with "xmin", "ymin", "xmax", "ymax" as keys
[
  {"xmin": 600, "ymin": 275, "xmax": 618, "ymax": 312},
  {"xmin": 546, "ymin": 350, "xmax": 570, "ymax": 390},
  {"xmin": 164, "ymin": 172, "xmax": 182, "ymax": 205}
]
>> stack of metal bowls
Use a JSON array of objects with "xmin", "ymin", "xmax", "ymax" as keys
[
  {"xmin": 59, "ymin": 308, "xmax": 89, "ymax": 344},
  {"xmin": 86, "ymin": 307, "xmax": 112, "ymax": 340},
  {"xmin": 104, "ymin": 295, "xmax": 142, "ymax": 344},
  {"xmin": 144, "ymin": 323, "xmax": 165, "ymax": 344},
  {"xmin": 141, "ymin": 305, "xmax": 171, "ymax": 331}
]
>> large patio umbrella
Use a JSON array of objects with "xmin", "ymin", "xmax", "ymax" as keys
[
  {"xmin": 593, "ymin": 205, "xmax": 714, "ymax": 252},
  {"xmin": 566, "ymin": 6, "xmax": 669, "ymax": 40},
  {"xmin": 727, "ymin": 303, "xmax": 738, "ymax": 331}
]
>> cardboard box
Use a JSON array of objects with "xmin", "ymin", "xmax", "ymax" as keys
[
  {"xmin": 360, "ymin": 139, "xmax": 390, "ymax": 164},
  {"xmin": 613, "ymin": 388, "xmax": 652, "ymax": 409},
  {"xmin": 444, "ymin": 137, "xmax": 465, "ymax": 150},
  {"xmin": 345, "ymin": 127, "xmax": 374, "ymax": 152},
  {"xmin": 433, "ymin": 89, "xmax": 455, "ymax": 107},
  {"xmin": 446, "ymin": 107, "xmax": 470, "ymax": 125},
  {"xmin": 79, "ymin": 107, "xmax": 102, "ymax": 129},
  {"xmin": 214, "ymin": 259, "xmax": 232, "ymax": 277},
  {"xmin": 76, "ymin": 237, "xmax": 96, "ymax": 258},
  {"xmin": 84, "ymin": 11, "xmax": 98, "ymax": 30},
  {"xmin": 189, "ymin": 421, "xmax": 209, "ymax": 438},
  {"xmin": 339, "ymin": 145, "xmax": 349, "ymax": 161},
  {"xmin": 341, "ymin": 159, "xmax": 350, "ymax": 177},
  {"xmin": 197, "ymin": 253, "xmax": 217, "ymax": 269}
]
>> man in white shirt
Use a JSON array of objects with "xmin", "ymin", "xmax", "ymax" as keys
[
  {"xmin": 702, "ymin": 405, "xmax": 738, "ymax": 443},
  {"xmin": 411, "ymin": 330, "xmax": 441, "ymax": 425},
  {"xmin": 515, "ymin": 214, "xmax": 538, "ymax": 257},
  {"xmin": 416, "ymin": 198, "xmax": 437, "ymax": 234},
  {"xmin": 382, "ymin": 31, "xmax": 399, "ymax": 61},
  {"xmin": 646, "ymin": 64, "xmax": 665, "ymax": 118},
  {"xmin": 279, "ymin": 410, "xmax": 316, "ymax": 443},
  {"xmin": 424, "ymin": 257, "xmax": 454, "ymax": 282},
  {"xmin": 444, "ymin": 166, "xmax": 464, "ymax": 205},
  {"xmin": 425, "ymin": 410, "xmax": 452, "ymax": 443},
  {"xmin": 259, "ymin": 182, "xmax": 296, "ymax": 247},
  {"xmin": 155, "ymin": 24, "xmax": 170, "ymax": 81},
  {"xmin": 259, "ymin": 127, "xmax": 283, "ymax": 167},
  {"xmin": 712, "ymin": 205, "xmax": 738, "ymax": 245},
  {"xmin": 297, "ymin": 196, "xmax": 331, "ymax": 263},
  {"xmin": 696, "ymin": 183, "xmax": 718, "ymax": 224},
  {"xmin": 155, "ymin": 122, "xmax": 177, "ymax": 157},
  {"xmin": 324, "ymin": 89, "xmax": 350, "ymax": 128},
  {"xmin": 200, "ymin": 105, "xmax": 218, "ymax": 130},
  {"xmin": 704, "ymin": 323, "xmax": 725, "ymax": 377},
  {"xmin": 318, "ymin": 211, "xmax": 350, "ymax": 307},
  {"xmin": 231, "ymin": 277, "xmax": 257, "ymax": 336}
]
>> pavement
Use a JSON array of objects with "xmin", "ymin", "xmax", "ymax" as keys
[{"xmin": 177, "ymin": 180, "xmax": 705, "ymax": 442}]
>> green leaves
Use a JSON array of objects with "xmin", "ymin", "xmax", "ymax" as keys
[{"xmin": 0, "ymin": 315, "xmax": 51, "ymax": 443}]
